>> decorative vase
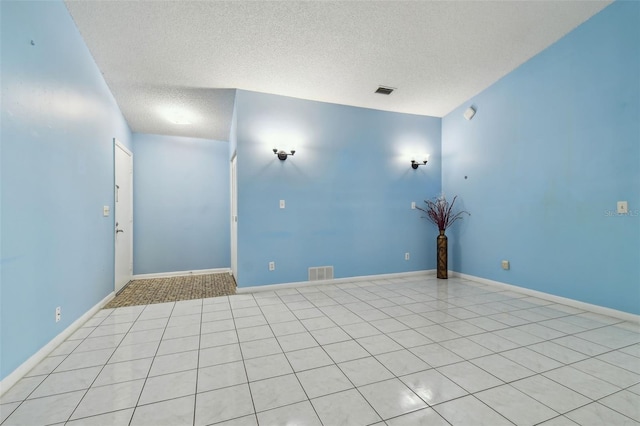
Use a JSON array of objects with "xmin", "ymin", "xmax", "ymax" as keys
[{"xmin": 437, "ymin": 229, "xmax": 448, "ymax": 279}]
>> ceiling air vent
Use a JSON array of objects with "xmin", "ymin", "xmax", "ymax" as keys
[{"xmin": 375, "ymin": 86, "xmax": 395, "ymax": 95}]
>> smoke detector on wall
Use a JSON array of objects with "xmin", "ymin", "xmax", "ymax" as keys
[{"xmin": 464, "ymin": 106, "xmax": 476, "ymax": 120}]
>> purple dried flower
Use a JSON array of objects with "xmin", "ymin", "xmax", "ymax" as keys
[{"xmin": 416, "ymin": 195, "xmax": 469, "ymax": 231}]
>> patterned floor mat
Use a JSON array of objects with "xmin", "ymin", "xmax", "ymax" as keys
[{"xmin": 104, "ymin": 273, "xmax": 237, "ymax": 308}]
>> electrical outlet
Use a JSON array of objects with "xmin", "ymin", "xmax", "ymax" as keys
[
  {"xmin": 269, "ymin": 261, "xmax": 275, "ymax": 271},
  {"xmin": 411, "ymin": 202, "xmax": 416, "ymax": 210},
  {"xmin": 617, "ymin": 201, "xmax": 628, "ymax": 214},
  {"xmin": 405, "ymin": 252, "xmax": 410, "ymax": 260},
  {"xmin": 55, "ymin": 307, "xmax": 61, "ymax": 322},
  {"xmin": 501, "ymin": 260, "xmax": 510, "ymax": 270},
  {"xmin": 279, "ymin": 200, "xmax": 285, "ymax": 209}
]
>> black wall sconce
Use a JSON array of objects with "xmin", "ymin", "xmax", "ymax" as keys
[
  {"xmin": 411, "ymin": 156, "xmax": 429, "ymax": 169},
  {"xmin": 273, "ymin": 148, "xmax": 296, "ymax": 160}
]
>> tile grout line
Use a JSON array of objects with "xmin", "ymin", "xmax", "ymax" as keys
[
  {"xmin": 192, "ymin": 297, "xmax": 205, "ymax": 426},
  {"xmin": 322, "ymin": 291, "xmax": 516, "ymax": 424},
  {"xmin": 2, "ymin": 277, "xmax": 638, "ymax": 426},
  {"xmin": 61, "ymin": 306, "xmax": 146, "ymax": 424},
  {"xmin": 228, "ymin": 295, "xmax": 259, "ymax": 426},
  {"xmin": 0, "ymin": 311, "xmax": 114, "ymax": 425},
  {"xmin": 166, "ymin": 283, "xmax": 635, "ymax": 425},
  {"xmin": 590, "ymin": 386, "xmax": 640, "ymax": 423},
  {"xmin": 297, "ymin": 281, "xmax": 636, "ymax": 424},
  {"xmin": 252, "ymin": 289, "xmax": 328, "ymax": 425},
  {"xmin": 125, "ymin": 302, "xmax": 178, "ymax": 426},
  {"xmin": 281, "ymin": 288, "xmax": 433, "ymax": 423}
]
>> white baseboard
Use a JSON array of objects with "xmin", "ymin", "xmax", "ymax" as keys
[
  {"xmin": 450, "ymin": 271, "xmax": 640, "ymax": 323},
  {"xmin": 0, "ymin": 291, "xmax": 115, "ymax": 396},
  {"xmin": 132, "ymin": 268, "xmax": 231, "ymax": 280},
  {"xmin": 237, "ymin": 270, "xmax": 436, "ymax": 294},
  {"xmin": 238, "ymin": 268, "xmax": 638, "ymax": 323}
]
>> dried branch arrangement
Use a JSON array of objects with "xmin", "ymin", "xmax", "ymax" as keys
[{"xmin": 416, "ymin": 195, "xmax": 469, "ymax": 231}]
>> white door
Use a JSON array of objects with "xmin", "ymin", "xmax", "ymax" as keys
[
  {"xmin": 230, "ymin": 154, "xmax": 238, "ymax": 280},
  {"xmin": 114, "ymin": 139, "xmax": 133, "ymax": 293}
]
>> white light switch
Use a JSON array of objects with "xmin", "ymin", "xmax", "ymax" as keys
[
  {"xmin": 103, "ymin": 206, "xmax": 110, "ymax": 217},
  {"xmin": 280, "ymin": 200, "xmax": 285, "ymax": 209},
  {"xmin": 617, "ymin": 201, "xmax": 628, "ymax": 214},
  {"xmin": 411, "ymin": 202, "xmax": 416, "ymax": 210}
]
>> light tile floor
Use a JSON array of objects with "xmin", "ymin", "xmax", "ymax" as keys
[{"xmin": 2, "ymin": 276, "xmax": 639, "ymax": 425}]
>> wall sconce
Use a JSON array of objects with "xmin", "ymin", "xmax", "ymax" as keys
[
  {"xmin": 273, "ymin": 148, "xmax": 296, "ymax": 160},
  {"xmin": 411, "ymin": 155, "xmax": 429, "ymax": 169}
]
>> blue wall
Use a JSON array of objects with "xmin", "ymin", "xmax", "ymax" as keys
[
  {"xmin": 133, "ymin": 134, "xmax": 230, "ymax": 274},
  {"xmin": 1, "ymin": 1, "xmax": 133, "ymax": 380},
  {"xmin": 235, "ymin": 91, "xmax": 441, "ymax": 287},
  {"xmin": 442, "ymin": 2, "xmax": 640, "ymax": 314}
]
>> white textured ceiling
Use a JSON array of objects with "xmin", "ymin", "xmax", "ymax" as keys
[{"xmin": 65, "ymin": 0, "xmax": 611, "ymax": 141}]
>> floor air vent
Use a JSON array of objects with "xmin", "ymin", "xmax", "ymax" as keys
[{"xmin": 308, "ymin": 266, "xmax": 334, "ymax": 281}]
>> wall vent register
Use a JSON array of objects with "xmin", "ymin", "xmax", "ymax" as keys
[{"xmin": 309, "ymin": 266, "xmax": 334, "ymax": 281}]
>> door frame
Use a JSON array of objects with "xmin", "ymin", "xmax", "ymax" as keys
[
  {"xmin": 230, "ymin": 152, "xmax": 238, "ymax": 280},
  {"xmin": 114, "ymin": 138, "xmax": 133, "ymax": 293}
]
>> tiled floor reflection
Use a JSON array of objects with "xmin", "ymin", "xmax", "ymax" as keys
[{"xmin": 2, "ymin": 275, "xmax": 639, "ymax": 425}]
